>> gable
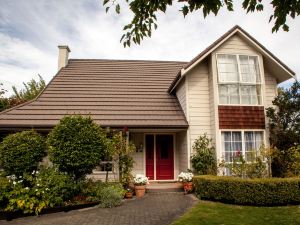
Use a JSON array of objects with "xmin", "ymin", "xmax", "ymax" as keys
[
  {"xmin": 169, "ymin": 26, "xmax": 295, "ymax": 93},
  {"xmin": 214, "ymin": 33, "xmax": 259, "ymax": 56}
]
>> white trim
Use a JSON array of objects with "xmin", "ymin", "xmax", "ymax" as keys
[
  {"xmin": 238, "ymin": 31, "xmax": 294, "ymax": 79},
  {"xmin": 182, "ymin": 31, "xmax": 237, "ymax": 76}
]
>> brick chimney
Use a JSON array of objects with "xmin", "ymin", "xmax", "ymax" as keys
[{"xmin": 57, "ymin": 45, "xmax": 71, "ymax": 70}]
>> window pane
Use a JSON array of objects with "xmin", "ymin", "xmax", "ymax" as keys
[
  {"xmin": 244, "ymin": 131, "xmax": 263, "ymax": 162},
  {"xmin": 239, "ymin": 55, "xmax": 260, "ymax": 83},
  {"xmin": 217, "ymin": 55, "xmax": 239, "ymax": 82},
  {"xmin": 241, "ymin": 85, "xmax": 260, "ymax": 105}
]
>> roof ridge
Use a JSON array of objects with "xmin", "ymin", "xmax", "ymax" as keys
[{"xmin": 69, "ymin": 58, "xmax": 188, "ymax": 64}]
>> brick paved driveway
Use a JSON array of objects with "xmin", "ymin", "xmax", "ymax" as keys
[{"xmin": 2, "ymin": 193, "xmax": 198, "ymax": 225}]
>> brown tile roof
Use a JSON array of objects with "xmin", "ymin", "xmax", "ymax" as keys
[{"xmin": 0, "ymin": 59, "xmax": 188, "ymax": 130}]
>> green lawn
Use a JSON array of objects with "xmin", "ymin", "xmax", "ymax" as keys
[{"xmin": 172, "ymin": 201, "xmax": 300, "ymax": 225}]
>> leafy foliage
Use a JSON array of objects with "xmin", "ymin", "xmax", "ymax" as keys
[
  {"xmin": 82, "ymin": 180, "xmax": 125, "ymax": 208},
  {"xmin": 194, "ymin": 175, "xmax": 300, "ymax": 206},
  {"xmin": 0, "ymin": 130, "xmax": 46, "ymax": 176},
  {"xmin": 266, "ymin": 81, "xmax": 300, "ymax": 177},
  {"xmin": 109, "ymin": 130, "xmax": 135, "ymax": 186},
  {"xmin": 0, "ymin": 174, "xmax": 11, "ymax": 210},
  {"xmin": 191, "ymin": 134, "xmax": 217, "ymax": 175},
  {"xmin": 2, "ymin": 168, "xmax": 74, "ymax": 215},
  {"xmin": 32, "ymin": 167, "xmax": 75, "ymax": 206},
  {"xmin": 219, "ymin": 149, "xmax": 268, "ymax": 178},
  {"xmin": 102, "ymin": 0, "xmax": 300, "ymax": 47},
  {"xmin": 0, "ymin": 75, "xmax": 46, "ymax": 112},
  {"xmin": 47, "ymin": 115, "xmax": 108, "ymax": 180},
  {"xmin": 0, "ymin": 83, "xmax": 9, "ymax": 112},
  {"xmin": 12, "ymin": 74, "xmax": 46, "ymax": 103}
]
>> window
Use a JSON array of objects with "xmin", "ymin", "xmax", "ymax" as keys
[
  {"xmin": 217, "ymin": 54, "xmax": 262, "ymax": 105},
  {"xmin": 94, "ymin": 161, "xmax": 113, "ymax": 172},
  {"xmin": 221, "ymin": 131, "xmax": 263, "ymax": 163}
]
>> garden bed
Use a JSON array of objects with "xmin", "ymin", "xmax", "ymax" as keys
[{"xmin": 0, "ymin": 201, "xmax": 100, "ymax": 221}]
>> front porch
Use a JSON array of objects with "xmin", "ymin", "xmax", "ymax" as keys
[
  {"xmin": 130, "ymin": 130, "xmax": 189, "ymax": 181},
  {"xmin": 90, "ymin": 129, "xmax": 189, "ymax": 182}
]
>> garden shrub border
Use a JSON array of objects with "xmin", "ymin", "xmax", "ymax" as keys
[{"xmin": 194, "ymin": 175, "xmax": 300, "ymax": 206}]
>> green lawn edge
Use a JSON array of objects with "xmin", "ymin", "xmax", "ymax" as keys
[{"xmin": 172, "ymin": 200, "xmax": 300, "ymax": 225}]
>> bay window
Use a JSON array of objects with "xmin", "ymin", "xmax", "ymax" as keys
[
  {"xmin": 221, "ymin": 131, "xmax": 264, "ymax": 163},
  {"xmin": 217, "ymin": 54, "xmax": 262, "ymax": 105}
]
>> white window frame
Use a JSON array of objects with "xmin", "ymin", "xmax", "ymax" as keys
[
  {"xmin": 216, "ymin": 53, "xmax": 263, "ymax": 106},
  {"xmin": 220, "ymin": 130, "xmax": 265, "ymax": 163}
]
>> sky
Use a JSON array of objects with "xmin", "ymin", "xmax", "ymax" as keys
[{"xmin": 0, "ymin": 0, "xmax": 299, "ymax": 96}]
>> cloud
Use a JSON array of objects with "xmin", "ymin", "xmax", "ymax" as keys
[{"xmin": 0, "ymin": 0, "xmax": 299, "ymax": 95}]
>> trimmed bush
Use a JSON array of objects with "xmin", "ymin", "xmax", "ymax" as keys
[
  {"xmin": 47, "ymin": 115, "xmax": 108, "ymax": 180},
  {"xmin": 194, "ymin": 175, "xmax": 300, "ymax": 206},
  {"xmin": 0, "ymin": 130, "xmax": 46, "ymax": 176}
]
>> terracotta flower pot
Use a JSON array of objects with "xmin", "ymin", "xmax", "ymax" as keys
[
  {"xmin": 183, "ymin": 182, "xmax": 193, "ymax": 194},
  {"xmin": 134, "ymin": 185, "xmax": 146, "ymax": 198},
  {"xmin": 125, "ymin": 192, "xmax": 133, "ymax": 199}
]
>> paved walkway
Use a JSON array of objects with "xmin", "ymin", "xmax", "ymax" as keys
[{"xmin": 2, "ymin": 193, "xmax": 198, "ymax": 225}]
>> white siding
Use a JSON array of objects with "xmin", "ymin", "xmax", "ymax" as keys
[
  {"xmin": 130, "ymin": 132, "xmax": 145, "ymax": 176},
  {"xmin": 176, "ymin": 78, "xmax": 187, "ymax": 116},
  {"xmin": 216, "ymin": 34, "xmax": 258, "ymax": 55},
  {"xmin": 186, "ymin": 59, "xmax": 212, "ymax": 151},
  {"xmin": 264, "ymin": 69, "xmax": 277, "ymax": 108},
  {"xmin": 176, "ymin": 131, "xmax": 188, "ymax": 173}
]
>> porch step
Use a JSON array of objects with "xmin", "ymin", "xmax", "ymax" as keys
[{"xmin": 146, "ymin": 182, "xmax": 184, "ymax": 193}]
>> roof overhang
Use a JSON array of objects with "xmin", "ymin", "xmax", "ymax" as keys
[{"xmin": 169, "ymin": 25, "xmax": 296, "ymax": 93}]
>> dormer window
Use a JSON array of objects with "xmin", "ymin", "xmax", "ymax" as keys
[{"xmin": 217, "ymin": 54, "xmax": 262, "ymax": 105}]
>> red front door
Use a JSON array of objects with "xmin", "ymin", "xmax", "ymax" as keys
[{"xmin": 156, "ymin": 135, "xmax": 174, "ymax": 180}]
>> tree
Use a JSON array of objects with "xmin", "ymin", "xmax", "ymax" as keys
[
  {"xmin": 0, "ymin": 83, "xmax": 9, "ymax": 112},
  {"xmin": 47, "ymin": 115, "xmax": 108, "ymax": 181},
  {"xmin": 0, "ymin": 75, "xmax": 46, "ymax": 112},
  {"xmin": 266, "ymin": 80, "xmax": 300, "ymax": 177},
  {"xmin": 0, "ymin": 130, "xmax": 46, "ymax": 176},
  {"xmin": 103, "ymin": 0, "xmax": 300, "ymax": 47},
  {"xmin": 12, "ymin": 74, "xmax": 46, "ymax": 104}
]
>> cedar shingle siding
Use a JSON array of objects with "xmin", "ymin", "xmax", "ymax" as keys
[
  {"xmin": 0, "ymin": 59, "xmax": 188, "ymax": 129},
  {"xmin": 218, "ymin": 106, "xmax": 265, "ymax": 129}
]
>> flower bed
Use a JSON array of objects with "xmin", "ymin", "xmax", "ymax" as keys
[{"xmin": 194, "ymin": 175, "xmax": 300, "ymax": 206}]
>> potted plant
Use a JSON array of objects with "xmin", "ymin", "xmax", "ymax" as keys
[
  {"xmin": 125, "ymin": 188, "xmax": 133, "ymax": 199},
  {"xmin": 133, "ymin": 174, "xmax": 149, "ymax": 198},
  {"xmin": 178, "ymin": 172, "xmax": 194, "ymax": 194}
]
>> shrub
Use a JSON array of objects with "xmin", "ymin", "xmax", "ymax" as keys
[
  {"xmin": 0, "ymin": 130, "xmax": 46, "ymax": 176},
  {"xmin": 83, "ymin": 180, "xmax": 125, "ymax": 208},
  {"xmin": 0, "ymin": 174, "xmax": 11, "ymax": 210},
  {"xmin": 33, "ymin": 167, "xmax": 75, "ymax": 206},
  {"xmin": 47, "ymin": 115, "xmax": 108, "ymax": 180},
  {"xmin": 194, "ymin": 175, "xmax": 300, "ymax": 206},
  {"xmin": 3, "ymin": 167, "xmax": 74, "ymax": 214},
  {"xmin": 191, "ymin": 134, "xmax": 217, "ymax": 175}
]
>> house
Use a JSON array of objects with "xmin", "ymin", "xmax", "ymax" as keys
[{"xmin": 0, "ymin": 26, "xmax": 295, "ymax": 180}]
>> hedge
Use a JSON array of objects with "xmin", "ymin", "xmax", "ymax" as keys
[{"xmin": 194, "ymin": 175, "xmax": 300, "ymax": 206}]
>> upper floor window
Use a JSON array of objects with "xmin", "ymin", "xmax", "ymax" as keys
[{"xmin": 217, "ymin": 54, "xmax": 262, "ymax": 105}]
